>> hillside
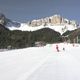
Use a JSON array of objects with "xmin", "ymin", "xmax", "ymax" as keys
[
  {"xmin": 62, "ymin": 28, "xmax": 80, "ymax": 43},
  {"xmin": 0, "ymin": 24, "xmax": 62, "ymax": 49},
  {"xmin": 0, "ymin": 13, "xmax": 80, "ymax": 49}
]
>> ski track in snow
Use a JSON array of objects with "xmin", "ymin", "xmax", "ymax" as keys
[
  {"xmin": 27, "ymin": 51, "xmax": 80, "ymax": 80},
  {"xmin": 0, "ymin": 43, "xmax": 80, "ymax": 80}
]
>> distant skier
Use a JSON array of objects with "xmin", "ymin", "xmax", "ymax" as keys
[
  {"xmin": 56, "ymin": 45, "xmax": 59, "ymax": 52},
  {"xmin": 63, "ymin": 47, "xmax": 65, "ymax": 51}
]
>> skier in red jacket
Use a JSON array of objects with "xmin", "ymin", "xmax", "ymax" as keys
[{"xmin": 56, "ymin": 45, "xmax": 59, "ymax": 52}]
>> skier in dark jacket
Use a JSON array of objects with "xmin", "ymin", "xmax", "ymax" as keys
[{"xmin": 63, "ymin": 47, "xmax": 65, "ymax": 51}]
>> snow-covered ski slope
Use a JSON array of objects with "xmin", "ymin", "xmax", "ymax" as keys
[{"xmin": 0, "ymin": 43, "xmax": 80, "ymax": 80}]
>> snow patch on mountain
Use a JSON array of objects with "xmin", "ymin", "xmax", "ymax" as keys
[
  {"xmin": 6, "ymin": 23, "xmax": 77, "ymax": 35},
  {"xmin": 6, "ymin": 21, "xmax": 21, "ymax": 28}
]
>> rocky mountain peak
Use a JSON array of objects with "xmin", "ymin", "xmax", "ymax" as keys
[{"xmin": 28, "ymin": 14, "xmax": 78, "ymax": 27}]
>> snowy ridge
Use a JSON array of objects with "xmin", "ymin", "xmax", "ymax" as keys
[
  {"xmin": 5, "ymin": 14, "xmax": 78, "ymax": 34},
  {"xmin": 7, "ymin": 23, "xmax": 77, "ymax": 34}
]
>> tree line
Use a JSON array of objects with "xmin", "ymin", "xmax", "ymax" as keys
[{"xmin": 0, "ymin": 24, "xmax": 62, "ymax": 49}]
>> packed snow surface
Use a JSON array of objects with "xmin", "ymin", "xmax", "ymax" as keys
[{"xmin": 0, "ymin": 43, "xmax": 80, "ymax": 80}]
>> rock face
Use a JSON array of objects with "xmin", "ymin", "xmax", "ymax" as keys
[
  {"xmin": 0, "ymin": 13, "xmax": 6, "ymax": 25},
  {"xmin": 0, "ymin": 13, "xmax": 78, "ymax": 31},
  {"xmin": 28, "ymin": 14, "xmax": 78, "ymax": 27},
  {"xmin": 50, "ymin": 15, "xmax": 62, "ymax": 25},
  {"xmin": 0, "ymin": 13, "xmax": 21, "ymax": 28}
]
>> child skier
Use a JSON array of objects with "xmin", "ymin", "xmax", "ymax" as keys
[{"xmin": 56, "ymin": 45, "xmax": 59, "ymax": 52}]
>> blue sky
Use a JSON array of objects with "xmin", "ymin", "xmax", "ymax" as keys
[{"xmin": 0, "ymin": 0, "xmax": 80, "ymax": 22}]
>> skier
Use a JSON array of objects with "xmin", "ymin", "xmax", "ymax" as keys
[
  {"xmin": 56, "ymin": 45, "xmax": 59, "ymax": 52},
  {"xmin": 63, "ymin": 47, "xmax": 65, "ymax": 51}
]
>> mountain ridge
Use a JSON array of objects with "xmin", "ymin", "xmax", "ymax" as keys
[
  {"xmin": 0, "ymin": 13, "xmax": 80, "ymax": 49},
  {"xmin": 0, "ymin": 13, "xmax": 79, "ymax": 34}
]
